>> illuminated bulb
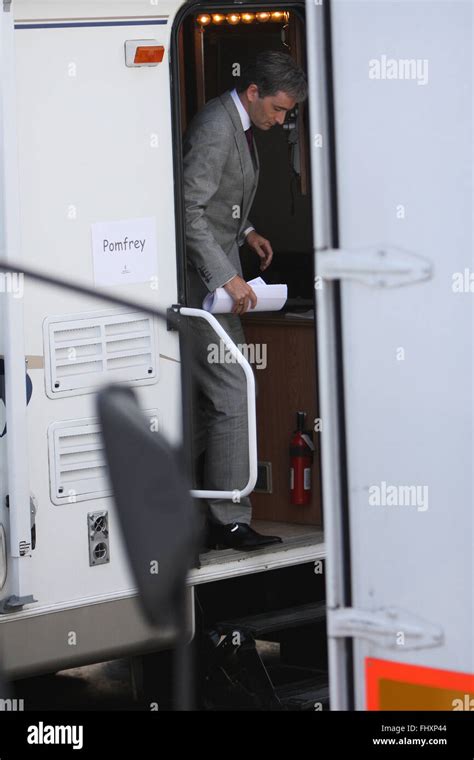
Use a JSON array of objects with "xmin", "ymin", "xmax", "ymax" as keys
[
  {"xmin": 198, "ymin": 14, "xmax": 212, "ymax": 25},
  {"xmin": 271, "ymin": 11, "xmax": 285, "ymax": 20},
  {"xmin": 212, "ymin": 14, "xmax": 225, "ymax": 24},
  {"xmin": 226, "ymin": 13, "xmax": 240, "ymax": 24},
  {"xmin": 241, "ymin": 12, "xmax": 255, "ymax": 23},
  {"xmin": 256, "ymin": 11, "xmax": 271, "ymax": 22}
]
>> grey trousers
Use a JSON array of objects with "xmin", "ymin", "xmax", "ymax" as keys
[{"xmin": 188, "ymin": 313, "xmax": 252, "ymax": 526}]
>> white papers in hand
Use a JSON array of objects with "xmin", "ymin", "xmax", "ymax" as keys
[{"xmin": 202, "ymin": 277, "xmax": 288, "ymax": 314}]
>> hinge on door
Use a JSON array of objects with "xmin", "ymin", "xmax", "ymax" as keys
[
  {"xmin": 317, "ymin": 246, "xmax": 433, "ymax": 288},
  {"xmin": 329, "ymin": 606, "xmax": 443, "ymax": 650},
  {"xmin": 3, "ymin": 0, "xmax": 12, "ymax": 12}
]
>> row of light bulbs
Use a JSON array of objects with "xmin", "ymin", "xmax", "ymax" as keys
[{"xmin": 197, "ymin": 11, "xmax": 289, "ymax": 26}]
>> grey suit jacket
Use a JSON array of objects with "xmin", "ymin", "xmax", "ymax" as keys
[{"xmin": 183, "ymin": 91, "xmax": 260, "ymax": 307}]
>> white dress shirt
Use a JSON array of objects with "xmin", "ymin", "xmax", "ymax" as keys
[{"xmin": 230, "ymin": 87, "xmax": 252, "ymax": 131}]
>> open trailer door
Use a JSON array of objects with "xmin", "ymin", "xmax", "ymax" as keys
[{"xmin": 307, "ymin": 0, "xmax": 473, "ymax": 710}]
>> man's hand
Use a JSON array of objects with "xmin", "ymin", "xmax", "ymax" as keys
[
  {"xmin": 246, "ymin": 230, "xmax": 274, "ymax": 271},
  {"xmin": 223, "ymin": 275, "xmax": 257, "ymax": 315}
]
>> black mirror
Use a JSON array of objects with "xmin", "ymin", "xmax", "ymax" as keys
[{"xmin": 97, "ymin": 384, "xmax": 200, "ymax": 628}]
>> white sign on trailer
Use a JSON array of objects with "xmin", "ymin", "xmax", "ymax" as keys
[{"xmin": 91, "ymin": 217, "xmax": 158, "ymax": 286}]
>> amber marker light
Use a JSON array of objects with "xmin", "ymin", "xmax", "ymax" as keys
[
  {"xmin": 198, "ymin": 14, "xmax": 212, "ymax": 25},
  {"xmin": 134, "ymin": 45, "xmax": 165, "ymax": 64},
  {"xmin": 241, "ymin": 12, "xmax": 255, "ymax": 23},
  {"xmin": 212, "ymin": 13, "xmax": 225, "ymax": 24},
  {"xmin": 256, "ymin": 11, "xmax": 271, "ymax": 22}
]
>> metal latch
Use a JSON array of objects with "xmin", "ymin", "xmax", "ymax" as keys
[
  {"xmin": 328, "ymin": 606, "xmax": 443, "ymax": 650},
  {"xmin": 317, "ymin": 246, "xmax": 433, "ymax": 288},
  {"xmin": 30, "ymin": 493, "xmax": 37, "ymax": 551}
]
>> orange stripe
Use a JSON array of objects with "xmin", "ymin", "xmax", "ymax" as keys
[{"xmin": 366, "ymin": 658, "xmax": 474, "ymax": 710}]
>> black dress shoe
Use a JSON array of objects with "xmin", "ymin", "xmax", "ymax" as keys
[{"xmin": 209, "ymin": 522, "xmax": 282, "ymax": 550}]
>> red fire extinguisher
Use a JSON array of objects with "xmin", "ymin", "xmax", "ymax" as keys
[{"xmin": 290, "ymin": 411, "xmax": 315, "ymax": 505}]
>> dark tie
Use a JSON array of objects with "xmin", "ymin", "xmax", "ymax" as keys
[{"xmin": 245, "ymin": 126, "xmax": 254, "ymax": 156}]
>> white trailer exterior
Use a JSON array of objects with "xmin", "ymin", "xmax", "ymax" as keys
[
  {"xmin": 0, "ymin": 0, "xmax": 190, "ymax": 677},
  {"xmin": 307, "ymin": 0, "xmax": 473, "ymax": 709},
  {"xmin": 0, "ymin": 0, "xmax": 325, "ymax": 680}
]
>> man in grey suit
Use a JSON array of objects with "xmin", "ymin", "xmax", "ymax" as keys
[{"xmin": 183, "ymin": 52, "xmax": 307, "ymax": 550}]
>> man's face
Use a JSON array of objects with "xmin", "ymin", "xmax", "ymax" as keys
[{"xmin": 247, "ymin": 85, "xmax": 297, "ymax": 130}]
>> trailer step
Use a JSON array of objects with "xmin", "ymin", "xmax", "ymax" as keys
[
  {"xmin": 273, "ymin": 673, "xmax": 329, "ymax": 710},
  {"xmin": 216, "ymin": 601, "xmax": 326, "ymax": 637}
]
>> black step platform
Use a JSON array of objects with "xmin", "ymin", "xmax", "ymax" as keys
[
  {"xmin": 272, "ymin": 669, "xmax": 330, "ymax": 710},
  {"xmin": 216, "ymin": 601, "xmax": 326, "ymax": 637}
]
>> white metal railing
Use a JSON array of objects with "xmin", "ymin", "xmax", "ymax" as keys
[{"xmin": 180, "ymin": 307, "xmax": 258, "ymax": 503}]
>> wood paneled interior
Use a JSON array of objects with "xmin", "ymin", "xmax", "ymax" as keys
[
  {"xmin": 288, "ymin": 11, "xmax": 309, "ymax": 196},
  {"xmin": 194, "ymin": 24, "xmax": 206, "ymax": 111},
  {"xmin": 242, "ymin": 315, "xmax": 321, "ymax": 525}
]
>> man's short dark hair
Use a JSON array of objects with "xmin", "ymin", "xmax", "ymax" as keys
[{"xmin": 236, "ymin": 51, "xmax": 307, "ymax": 102}]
